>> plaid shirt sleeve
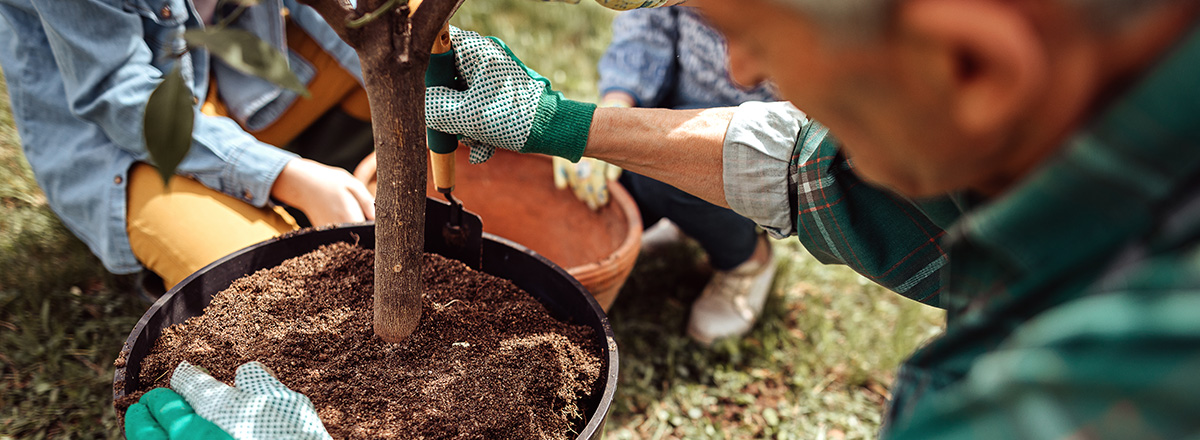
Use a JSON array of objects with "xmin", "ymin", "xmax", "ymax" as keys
[
  {"xmin": 886, "ymin": 284, "xmax": 1200, "ymax": 439},
  {"xmin": 724, "ymin": 102, "xmax": 951, "ymax": 306},
  {"xmin": 724, "ymin": 102, "xmax": 806, "ymax": 237}
]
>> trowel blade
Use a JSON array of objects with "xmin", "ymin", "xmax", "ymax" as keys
[{"xmin": 424, "ymin": 196, "xmax": 484, "ymax": 270}]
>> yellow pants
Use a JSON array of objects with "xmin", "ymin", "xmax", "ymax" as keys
[{"xmin": 127, "ymin": 22, "xmax": 370, "ymax": 288}]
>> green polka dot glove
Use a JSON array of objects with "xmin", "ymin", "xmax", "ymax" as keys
[
  {"xmin": 125, "ymin": 388, "xmax": 234, "ymax": 440},
  {"xmin": 168, "ymin": 361, "xmax": 332, "ymax": 440},
  {"xmin": 425, "ymin": 26, "xmax": 596, "ymax": 164}
]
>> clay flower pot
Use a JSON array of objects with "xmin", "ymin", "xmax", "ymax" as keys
[
  {"xmin": 426, "ymin": 149, "xmax": 642, "ymax": 311},
  {"xmin": 113, "ymin": 221, "xmax": 618, "ymax": 439}
]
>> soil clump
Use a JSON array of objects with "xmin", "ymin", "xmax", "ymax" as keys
[{"xmin": 115, "ymin": 242, "xmax": 603, "ymax": 439}]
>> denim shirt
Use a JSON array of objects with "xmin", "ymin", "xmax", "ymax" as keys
[
  {"xmin": 597, "ymin": 6, "xmax": 776, "ymax": 110},
  {"xmin": 0, "ymin": 0, "xmax": 362, "ymax": 274}
]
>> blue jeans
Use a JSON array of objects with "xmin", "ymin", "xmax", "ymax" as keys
[{"xmin": 620, "ymin": 171, "xmax": 759, "ymax": 271}]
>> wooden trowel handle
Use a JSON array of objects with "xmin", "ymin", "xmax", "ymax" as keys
[{"xmin": 427, "ymin": 23, "xmax": 460, "ymax": 194}]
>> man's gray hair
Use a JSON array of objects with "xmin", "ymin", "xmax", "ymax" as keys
[{"xmin": 768, "ymin": 0, "xmax": 1180, "ymax": 34}]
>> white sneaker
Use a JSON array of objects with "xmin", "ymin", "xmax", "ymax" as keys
[
  {"xmin": 640, "ymin": 219, "xmax": 684, "ymax": 254},
  {"xmin": 687, "ymin": 236, "xmax": 777, "ymax": 345}
]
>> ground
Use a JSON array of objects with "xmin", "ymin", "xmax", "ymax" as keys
[{"xmin": 0, "ymin": 1, "xmax": 944, "ymax": 438}]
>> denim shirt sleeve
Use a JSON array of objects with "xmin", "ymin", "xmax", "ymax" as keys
[
  {"xmin": 31, "ymin": 0, "xmax": 296, "ymax": 207},
  {"xmin": 596, "ymin": 8, "xmax": 678, "ymax": 107}
]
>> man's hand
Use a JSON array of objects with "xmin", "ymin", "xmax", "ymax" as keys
[
  {"xmin": 425, "ymin": 26, "xmax": 596, "ymax": 164},
  {"xmin": 170, "ymin": 361, "xmax": 333, "ymax": 440},
  {"xmin": 271, "ymin": 158, "xmax": 375, "ymax": 226}
]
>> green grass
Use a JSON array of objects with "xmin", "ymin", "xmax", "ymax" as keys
[
  {"xmin": 605, "ymin": 239, "xmax": 943, "ymax": 439},
  {"xmin": 0, "ymin": 1, "xmax": 944, "ymax": 438},
  {"xmin": 0, "ymin": 74, "xmax": 148, "ymax": 439}
]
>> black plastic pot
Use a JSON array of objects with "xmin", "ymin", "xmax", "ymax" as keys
[{"xmin": 113, "ymin": 220, "xmax": 618, "ymax": 439}]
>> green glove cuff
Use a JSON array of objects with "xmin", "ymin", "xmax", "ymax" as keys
[
  {"xmin": 524, "ymin": 93, "xmax": 596, "ymax": 162},
  {"xmin": 125, "ymin": 388, "xmax": 234, "ymax": 440}
]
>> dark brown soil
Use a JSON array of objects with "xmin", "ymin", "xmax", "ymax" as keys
[{"xmin": 116, "ymin": 242, "xmax": 603, "ymax": 439}]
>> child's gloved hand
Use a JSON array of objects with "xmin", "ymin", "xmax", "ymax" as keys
[
  {"xmin": 554, "ymin": 157, "xmax": 623, "ymax": 211},
  {"xmin": 169, "ymin": 361, "xmax": 332, "ymax": 440},
  {"xmin": 125, "ymin": 388, "xmax": 234, "ymax": 440}
]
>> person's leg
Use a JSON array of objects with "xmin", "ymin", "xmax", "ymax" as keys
[
  {"xmin": 619, "ymin": 171, "xmax": 758, "ymax": 270},
  {"xmin": 620, "ymin": 173, "xmax": 665, "ymax": 230},
  {"xmin": 130, "ymin": 21, "xmax": 373, "ymax": 288},
  {"xmin": 619, "ymin": 171, "xmax": 776, "ymax": 345},
  {"xmin": 126, "ymin": 164, "xmax": 299, "ymax": 289}
]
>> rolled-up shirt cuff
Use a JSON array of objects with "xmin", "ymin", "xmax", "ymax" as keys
[
  {"xmin": 180, "ymin": 114, "xmax": 301, "ymax": 208},
  {"xmin": 722, "ymin": 101, "xmax": 807, "ymax": 238},
  {"xmin": 223, "ymin": 141, "xmax": 298, "ymax": 207}
]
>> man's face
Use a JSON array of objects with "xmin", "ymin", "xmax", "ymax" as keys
[{"xmin": 693, "ymin": 0, "xmax": 1020, "ymax": 197}]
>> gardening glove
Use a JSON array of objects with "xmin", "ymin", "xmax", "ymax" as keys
[
  {"xmin": 534, "ymin": 0, "xmax": 675, "ymax": 10},
  {"xmin": 125, "ymin": 388, "xmax": 235, "ymax": 440},
  {"xmin": 425, "ymin": 26, "xmax": 596, "ymax": 165},
  {"xmin": 553, "ymin": 157, "xmax": 622, "ymax": 210},
  {"xmin": 170, "ymin": 361, "xmax": 332, "ymax": 440}
]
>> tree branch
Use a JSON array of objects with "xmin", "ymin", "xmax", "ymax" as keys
[
  {"xmin": 295, "ymin": 0, "xmax": 358, "ymax": 40},
  {"xmin": 410, "ymin": 0, "xmax": 466, "ymax": 51},
  {"xmin": 347, "ymin": 0, "xmax": 402, "ymax": 29}
]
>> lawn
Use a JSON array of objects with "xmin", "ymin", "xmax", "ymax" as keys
[{"xmin": 0, "ymin": 1, "xmax": 944, "ymax": 439}]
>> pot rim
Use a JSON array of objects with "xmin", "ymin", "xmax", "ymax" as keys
[{"xmin": 564, "ymin": 180, "xmax": 643, "ymax": 276}]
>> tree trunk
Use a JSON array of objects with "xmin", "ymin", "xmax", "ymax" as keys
[
  {"xmin": 298, "ymin": 0, "xmax": 465, "ymax": 342},
  {"xmin": 365, "ymin": 60, "xmax": 428, "ymax": 343}
]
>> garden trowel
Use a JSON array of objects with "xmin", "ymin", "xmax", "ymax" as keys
[
  {"xmin": 424, "ymin": 196, "xmax": 482, "ymax": 270},
  {"xmin": 426, "ymin": 22, "xmax": 482, "ymax": 269}
]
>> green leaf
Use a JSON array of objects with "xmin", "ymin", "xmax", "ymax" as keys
[
  {"xmin": 183, "ymin": 28, "xmax": 310, "ymax": 97},
  {"xmin": 144, "ymin": 65, "xmax": 195, "ymax": 186},
  {"xmin": 347, "ymin": 0, "xmax": 402, "ymax": 29}
]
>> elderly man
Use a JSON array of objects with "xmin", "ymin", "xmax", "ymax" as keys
[
  {"xmin": 125, "ymin": 0, "xmax": 1200, "ymax": 437},
  {"xmin": 423, "ymin": 0, "xmax": 1200, "ymax": 437}
]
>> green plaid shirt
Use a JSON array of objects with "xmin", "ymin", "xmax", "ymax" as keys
[{"xmin": 729, "ymin": 25, "xmax": 1200, "ymax": 438}]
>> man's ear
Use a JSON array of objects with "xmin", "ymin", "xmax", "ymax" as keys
[
  {"xmin": 726, "ymin": 39, "xmax": 768, "ymax": 89},
  {"xmin": 896, "ymin": 0, "xmax": 1047, "ymax": 136}
]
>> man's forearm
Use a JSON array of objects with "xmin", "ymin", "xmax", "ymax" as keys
[{"xmin": 584, "ymin": 106, "xmax": 736, "ymax": 208}]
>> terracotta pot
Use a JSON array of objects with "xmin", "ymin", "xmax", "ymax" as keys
[{"xmin": 426, "ymin": 149, "xmax": 642, "ymax": 311}]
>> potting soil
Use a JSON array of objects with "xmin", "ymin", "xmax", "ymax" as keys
[{"xmin": 116, "ymin": 242, "xmax": 603, "ymax": 439}]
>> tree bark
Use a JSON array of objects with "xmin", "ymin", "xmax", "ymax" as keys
[
  {"xmin": 297, "ymin": 0, "xmax": 465, "ymax": 342},
  {"xmin": 366, "ymin": 60, "xmax": 427, "ymax": 343}
]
